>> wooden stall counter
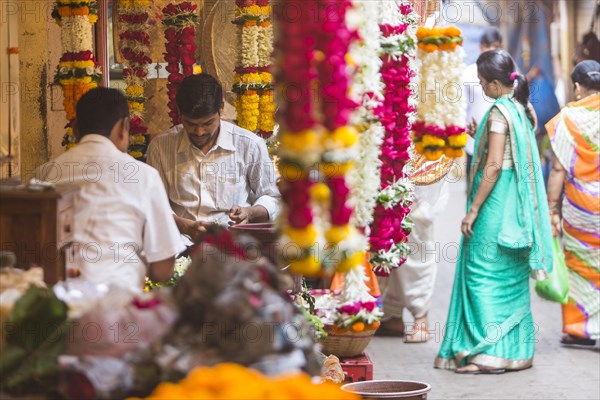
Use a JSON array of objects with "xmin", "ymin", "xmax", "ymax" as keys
[{"xmin": 0, "ymin": 182, "xmax": 79, "ymax": 285}]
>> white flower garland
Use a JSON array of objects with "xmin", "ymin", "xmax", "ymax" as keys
[
  {"xmin": 347, "ymin": 0, "xmax": 385, "ymax": 230},
  {"xmin": 240, "ymin": 25, "xmax": 260, "ymax": 67},
  {"xmin": 257, "ymin": 24, "xmax": 273, "ymax": 68},
  {"xmin": 61, "ymin": 16, "xmax": 93, "ymax": 53},
  {"xmin": 416, "ymin": 47, "xmax": 466, "ymax": 127}
]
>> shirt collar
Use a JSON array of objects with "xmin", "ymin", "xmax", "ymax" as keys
[
  {"xmin": 177, "ymin": 121, "xmax": 236, "ymax": 154},
  {"xmin": 79, "ymin": 134, "xmax": 120, "ymax": 152}
]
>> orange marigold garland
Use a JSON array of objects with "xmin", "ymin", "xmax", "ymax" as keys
[
  {"xmin": 52, "ymin": 1, "xmax": 101, "ymax": 149},
  {"xmin": 119, "ymin": 0, "xmax": 152, "ymax": 160}
]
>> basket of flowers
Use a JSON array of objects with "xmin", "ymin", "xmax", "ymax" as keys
[{"xmin": 311, "ymin": 267, "xmax": 383, "ymax": 358}]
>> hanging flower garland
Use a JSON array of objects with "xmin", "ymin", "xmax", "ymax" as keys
[
  {"xmin": 276, "ymin": 0, "xmax": 321, "ymax": 277},
  {"xmin": 317, "ymin": 0, "xmax": 364, "ymax": 275},
  {"xmin": 232, "ymin": 0, "xmax": 275, "ymax": 142},
  {"xmin": 119, "ymin": 0, "xmax": 152, "ymax": 160},
  {"xmin": 346, "ymin": 0, "xmax": 385, "ymax": 231},
  {"xmin": 413, "ymin": 26, "xmax": 467, "ymax": 160},
  {"xmin": 276, "ymin": 0, "xmax": 362, "ymax": 277},
  {"xmin": 52, "ymin": 0, "xmax": 101, "ymax": 149},
  {"xmin": 368, "ymin": 2, "xmax": 418, "ymax": 276},
  {"xmin": 162, "ymin": 1, "xmax": 198, "ymax": 126}
]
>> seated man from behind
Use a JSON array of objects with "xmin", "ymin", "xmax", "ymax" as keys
[
  {"xmin": 37, "ymin": 87, "xmax": 186, "ymax": 292},
  {"xmin": 147, "ymin": 74, "xmax": 280, "ymax": 244}
]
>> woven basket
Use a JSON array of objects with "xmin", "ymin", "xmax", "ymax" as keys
[{"xmin": 320, "ymin": 325, "xmax": 377, "ymax": 358}]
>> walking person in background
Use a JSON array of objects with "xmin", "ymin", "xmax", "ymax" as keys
[
  {"xmin": 435, "ymin": 50, "xmax": 554, "ymax": 374},
  {"xmin": 377, "ymin": 180, "xmax": 449, "ymax": 343},
  {"xmin": 462, "ymin": 27, "xmax": 503, "ymax": 180},
  {"xmin": 545, "ymin": 60, "xmax": 600, "ymax": 350}
]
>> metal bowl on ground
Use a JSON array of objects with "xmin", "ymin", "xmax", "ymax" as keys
[{"xmin": 341, "ymin": 380, "xmax": 432, "ymax": 400}]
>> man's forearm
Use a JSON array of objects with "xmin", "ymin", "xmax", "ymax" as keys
[{"xmin": 248, "ymin": 205, "xmax": 269, "ymax": 222}]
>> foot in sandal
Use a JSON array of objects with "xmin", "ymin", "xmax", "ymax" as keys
[{"xmin": 404, "ymin": 315, "xmax": 429, "ymax": 343}]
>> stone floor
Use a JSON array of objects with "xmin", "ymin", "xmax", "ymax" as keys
[{"xmin": 366, "ymin": 179, "xmax": 600, "ymax": 400}]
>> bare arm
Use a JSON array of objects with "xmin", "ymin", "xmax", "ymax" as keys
[
  {"xmin": 461, "ymin": 132, "xmax": 506, "ymax": 238},
  {"xmin": 148, "ymin": 256, "xmax": 175, "ymax": 283},
  {"xmin": 547, "ymin": 153, "xmax": 566, "ymax": 236}
]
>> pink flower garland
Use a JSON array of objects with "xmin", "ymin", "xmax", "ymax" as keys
[{"xmin": 369, "ymin": 3, "xmax": 416, "ymax": 276}]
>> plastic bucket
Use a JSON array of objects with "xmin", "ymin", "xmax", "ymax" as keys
[{"xmin": 341, "ymin": 380, "xmax": 431, "ymax": 400}]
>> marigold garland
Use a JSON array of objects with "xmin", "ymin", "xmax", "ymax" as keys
[
  {"xmin": 53, "ymin": 1, "xmax": 101, "ymax": 149},
  {"xmin": 119, "ymin": 0, "xmax": 152, "ymax": 160},
  {"xmin": 129, "ymin": 363, "xmax": 358, "ymax": 399},
  {"xmin": 368, "ymin": 2, "xmax": 418, "ymax": 276},
  {"xmin": 162, "ymin": 1, "xmax": 198, "ymax": 126},
  {"xmin": 413, "ymin": 26, "xmax": 467, "ymax": 160},
  {"xmin": 232, "ymin": 0, "xmax": 275, "ymax": 141}
]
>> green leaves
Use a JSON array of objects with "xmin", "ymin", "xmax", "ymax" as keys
[{"xmin": 0, "ymin": 286, "xmax": 68, "ymax": 395}]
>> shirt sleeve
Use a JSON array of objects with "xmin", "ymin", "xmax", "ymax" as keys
[
  {"xmin": 488, "ymin": 107, "xmax": 509, "ymax": 135},
  {"xmin": 147, "ymin": 140, "xmax": 169, "ymax": 192},
  {"xmin": 247, "ymin": 139, "xmax": 281, "ymax": 221},
  {"xmin": 142, "ymin": 168, "xmax": 187, "ymax": 262}
]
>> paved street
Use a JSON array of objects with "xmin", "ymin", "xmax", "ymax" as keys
[{"xmin": 367, "ymin": 178, "xmax": 600, "ymax": 400}]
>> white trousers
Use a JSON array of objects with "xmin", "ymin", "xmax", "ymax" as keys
[{"xmin": 382, "ymin": 179, "xmax": 448, "ymax": 320}]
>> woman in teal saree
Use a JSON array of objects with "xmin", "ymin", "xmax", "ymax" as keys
[{"xmin": 434, "ymin": 50, "xmax": 554, "ymax": 374}]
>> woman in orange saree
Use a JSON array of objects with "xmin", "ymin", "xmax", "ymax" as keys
[{"xmin": 545, "ymin": 60, "xmax": 600, "ymax": 349}]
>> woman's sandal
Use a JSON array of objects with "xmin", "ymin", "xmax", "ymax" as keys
[
  {"xmin": 560, "ymin": 334, "xmax": 598, "ymax": 349},
  {"xmin": 455, "ymin": 363, "xmax": 506, "ymax": 375}
]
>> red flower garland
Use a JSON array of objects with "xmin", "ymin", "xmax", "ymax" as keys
[{"xmin": 162, "ymin": 1, "xmax": 198, "ymax": 126}]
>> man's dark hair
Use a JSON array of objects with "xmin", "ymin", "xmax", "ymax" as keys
[
  {"xmin": 176, "ymin": 74, "xmax": 223, "ymax": 119},
  {"xmin": 75, "ymin": 87, "xmax": 129, "ymax": 138},
  {"xmin": 480, "ymin": 27, "xmax": 503, "ymax": 47}
]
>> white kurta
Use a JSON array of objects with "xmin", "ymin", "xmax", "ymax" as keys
[{"xmin": 382, "ymin": 179, "xmax": 449, "ymax": 319}]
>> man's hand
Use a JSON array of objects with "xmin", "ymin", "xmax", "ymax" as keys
[
  {"xmin": 228, "ymin": 205, "xmax": 250, "ymax": 225},
  {"xmin": 174, "ymin": 215, "xmax": 209, "ymax": 243}
]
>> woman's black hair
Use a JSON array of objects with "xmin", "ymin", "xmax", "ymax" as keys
[
  {"xmin": 480, "ymin": 27, "xmax": 503, "ymax": 47},
  {"xmin": 571, "ymin": 60, "xmax": 600, "ymax": 91},
  {"xmin": 477, "ymin": 49, "xmax": 535, "ymax": 126}
]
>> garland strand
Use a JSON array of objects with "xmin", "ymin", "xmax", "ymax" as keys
[
  {"xmin": 232, "ymin": 0, "xmax": 275, "ymax": 143},
  {"xmin": 368, "ymin": 2, "xmax": 418, "ymax": 276},
  {"xmin": 275, "ymin": 0, "xmax": 362, "ymax": 277},
  {"xmin": 119, "ymin": 0, "xmax": 152, "ymax": 160},
  {"xmin": 52, "ymin": 0, "xmax": 101, "ymax": 149},
  {"xmin": 162, "ymin": 1, "xmax": 198, "ymax": 126},
  {"xmin": 413, "ymin": 26, "xmax": 467, "ymax": 160}
]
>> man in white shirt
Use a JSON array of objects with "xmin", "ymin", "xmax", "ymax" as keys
[
  {"xmin": 147, "ymin": 74, "xmax": 280, "ymax": 244},
  {"xmin": 37, "ymin": 88, "xmax": 186, "ymax": 292}
]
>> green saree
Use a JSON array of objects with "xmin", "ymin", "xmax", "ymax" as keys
[{"xmin": 434, "ymin": 97, "xmax": 554, "ymax": 371}]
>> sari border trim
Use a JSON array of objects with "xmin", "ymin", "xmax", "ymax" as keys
[{"xmin": 434, "ymin": 354, "xmax": 533, "ymax": 371}]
